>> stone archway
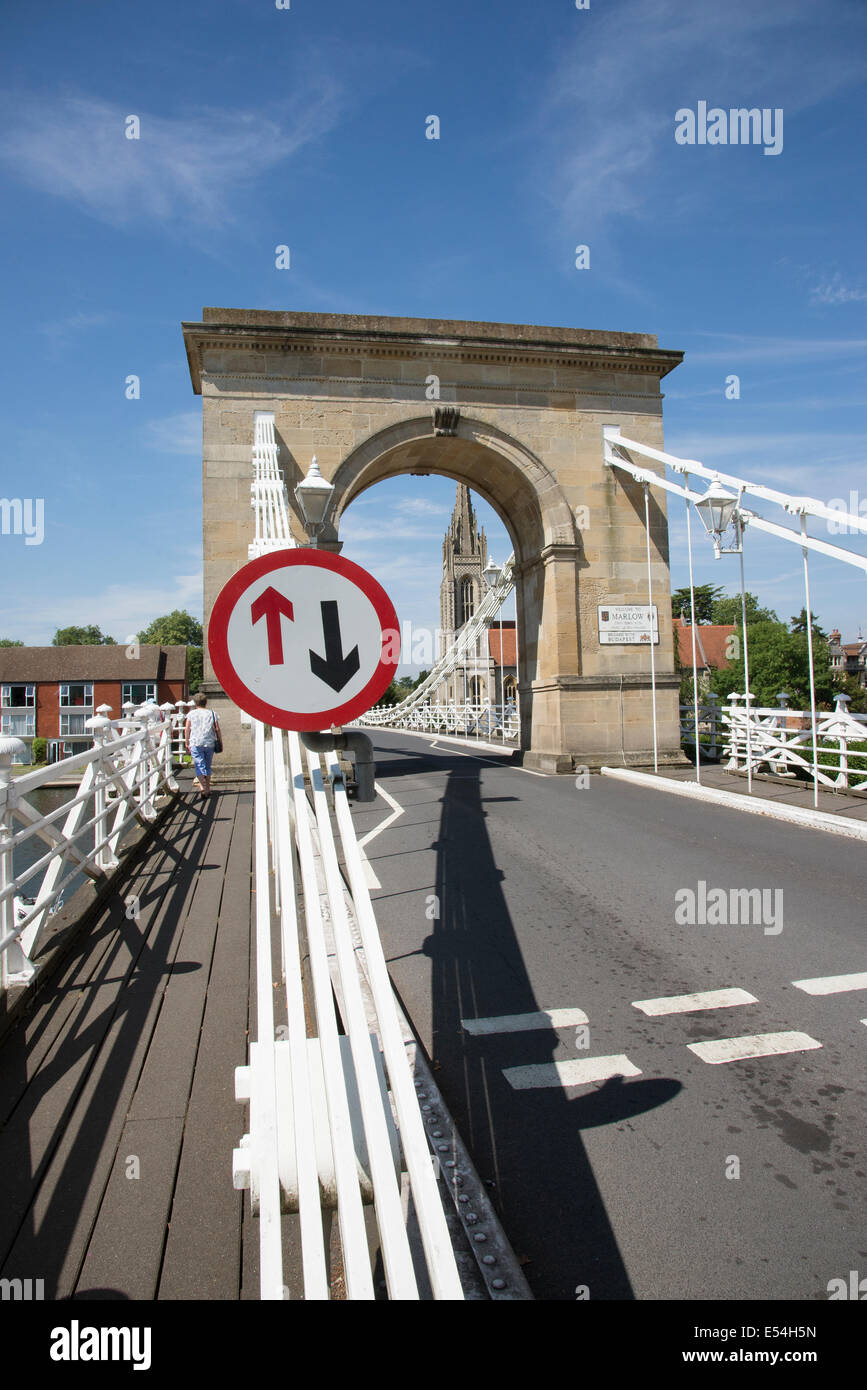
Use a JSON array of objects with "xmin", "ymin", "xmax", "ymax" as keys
[
  {"xmin": 326, "ymin": 412, "xmax": 582, "ymax": 767},
  {"xmin": 184, "ymin": 308, "xmax": 685, "ymax": 773}
]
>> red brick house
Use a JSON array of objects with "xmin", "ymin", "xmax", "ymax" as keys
[{"xmin": 0, "ymin": 646, "xmax": 189, "ymax": 763}]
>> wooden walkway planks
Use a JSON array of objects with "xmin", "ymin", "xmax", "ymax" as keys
[{"xmin": 0, "ymin": 786, "xmax": 256, "ymax": 1301}]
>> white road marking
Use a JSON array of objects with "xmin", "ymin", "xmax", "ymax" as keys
[
  {"xmin": 503, "ymin": 1055, "xmax": 641, "ymax": 1090},
  {"xmin": 357, "ymin": 782, "xmax": 405, "ymax": 849},
  {"xmin": 791, "ymin": 972, "xmax": 867, "ymax": 996},
  {"xmin": 462, "ymin": 1007, "xmax": 589, "ymax": 1035},
  {"xmin": 358, "ymin": 851, "xmax": 380, "ymax": 891},
  {"xmin": 687, "ymin": 1031, "xmax": 822, "ymax": 1064},
  {"xmin": 395, "ymin": 729, "xmax": 549, "ymax": 775},
  {"xmin": 632, "ymin": 988, "xmax": 757, "ymax": 1016}
]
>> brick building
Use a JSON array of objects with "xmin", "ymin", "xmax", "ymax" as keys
[{"xmin": 0, "ymin": 646, "xmax": 189, "ymax": 763}]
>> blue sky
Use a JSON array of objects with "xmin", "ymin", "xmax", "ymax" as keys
[{"xmin": 2, "ymin": 0, "xmax": 866, "ymax": 666}]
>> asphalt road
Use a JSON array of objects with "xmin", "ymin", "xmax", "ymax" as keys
[{"xmin": 353, "ymin": 729, "xmax": 867, "ymax": 1302}]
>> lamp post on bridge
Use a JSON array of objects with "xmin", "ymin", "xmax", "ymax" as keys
[
  {"xmin": 483, "ymin": 557, "xmax": 503, "ymax": 719},
  {"xmin": 295, "ymin": 456, "xmax": 335, "ymax": 549},
  {"xmin": 694, "ymin": 479, "xmax": 754, "ymax": 794}
]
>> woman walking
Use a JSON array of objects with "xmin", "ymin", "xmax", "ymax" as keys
[{"xmin": 185, "ymin": 691, "xmax": 221, "ymax": 798}]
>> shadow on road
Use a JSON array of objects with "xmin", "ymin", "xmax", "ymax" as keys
[{"xmin": 418, "ymin": 756, "xmax": 681, "ymax": 1300}]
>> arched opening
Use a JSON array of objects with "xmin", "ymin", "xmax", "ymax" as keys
[{"xmin": 324, "ymin": 414, "xmax": 580, "ymax": 755}]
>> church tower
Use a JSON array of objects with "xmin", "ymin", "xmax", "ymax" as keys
[
  {"xmin": 438, "ymin": 485, "xmax": 490, "ymax": 702},
  {"xmin": 440, "ymin": 484, "xmax": 488, "ymax": 643}
]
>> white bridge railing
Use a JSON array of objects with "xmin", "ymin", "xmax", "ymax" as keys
[
  {"xmin": 234, "ymin": 412, "xmax": 466, "ymax": 1300},
  {"xmin": 680, "ymin": 691, "xmax": 867, "ymax": 793},
  {"xmin": 233, "ymin": 723, "xmax": 464, "ymax": 1300},
  {"xmin": 364, "ymin": 699, "xmax": 520, "ymax": 743},
  {"xmin": 0, "ymin": 703, "xmax": 186, "ymax": 990}
]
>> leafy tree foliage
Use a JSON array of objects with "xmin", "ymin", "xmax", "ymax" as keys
[
  {"xmin": 0, "ymin": 638, "xmax": 24, "ymax": 647},
  {"xmin": 671, "ymin": 587, "xmax": 777, "ymax": 627},
  {"xmin": 789, "ymin": 608, "xmax": 828, "ymax": 641},
  {"xmin": 709, "ymin": 621, "xmax": 835, "ymax": 709},
  {"xmin": 671, "ymin": 584, "xmax": 723, "ymax": 624},
  {"xmin": 375, "ymin": 680, "xmax": 400, "ymax": 707},
  {"xmin": 136, "ymin": 611, "xmax": 204, "ymax": 693},
  {"xmin": 52, "ymin": 626, "xmax": 116, "ymax": 646},
  {"xmin": 709, "ymin": 592, "xmax": 778, "ymax": 626},
  {"xmin": 137, "ymin": 610, "xmax": 203, "ymax": 646}
]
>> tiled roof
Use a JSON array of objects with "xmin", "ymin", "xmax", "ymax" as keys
[
  {"xmin": 673, "ymin": 618, "xmax": 735, "ymax": 670},
  {"xmin": 0, "ymin": 646, "xmax": 189, "ymax": 682},
  {"xmin": 487, "ymin": 622, "xmax": 517, "ymax": 668}
]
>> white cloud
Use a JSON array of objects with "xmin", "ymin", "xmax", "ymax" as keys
[
  {"xmin": 146, "ymin": 412, "xmax": 202, "ymax": 457},
  {"xmin": 810, "ymin": 274, "xmax": 867, "ymax": 307},
  {"xmin": 5, "ymin": 573, "xmax": 203, "ymax": 645},
  {"xmin": 682, "ymin": 335, "xmax": 867, "ymax": 365},
  {"xmin": 531, "ymin": 0, "xmax": 867, "ymax": 242},
  {"xmin": 393, "ymin": 497, "xmax": 450, "ymax": 518},
  {"xmin": 0, "ymin": 86, "xmax": 342, "ymax": 229}
]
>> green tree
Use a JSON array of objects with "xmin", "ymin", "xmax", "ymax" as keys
[
  {"xmin": 789, "ymin": 608, "xmax": 827, "ymax": 641},
  {"xmin": 709, "ymin": 592, "xmax": 778, "ymax": 626},
  {"xmin": 709, "ymin": 620, "xmax": 835, "ymax": 709},
  {"xmin": 137, "ymin": 610, "xmax": 203, "ymax": 646},
  {"xmin": 52, "ymin": 626, "xmax": 116, "ymax": 645},
  {"xmin": 375, "ymin": 680, "xmax": 400, "ymax": 708},
  {"xmin": 834, "ymin": 674, "xmax": 867, "ymax": 715},
  {"xmin": 138, "ymin": 610, "xmax": 204, "ymax": 694},
  {"xmin": 671, "ymin": 584, "xmax": 723, "ymax": 624},
  {"xmin": 187, "ymin": 646, "xmax": 203, "ymax": 694},
  {"xmin": 0, "ymin": 638, "xmax": 24, "ymax": 647}
]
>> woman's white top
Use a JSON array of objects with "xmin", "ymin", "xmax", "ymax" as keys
[{"xmin": 187, "ymin": 708, "xmax": 218, "ymax": 748}]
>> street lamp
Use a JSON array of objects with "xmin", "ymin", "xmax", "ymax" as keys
[
  {"xmin": 693, "ymin": 478, "xmax": 754, "ymax": 792},
  {"xmin": 483, "ymin": 557, "xmax": 503, "ymax": 714},
  {"xmin": 294, "ymin": 456, "xmax": 335, "ymax": 547},
  {"xmin": 694, "ymin": 480, "xmax": 740, "ymax": 557}
]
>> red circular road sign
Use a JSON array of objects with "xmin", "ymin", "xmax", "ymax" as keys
[{"xmin": 208, "ymin": 549, "xmax": 400, "ymax": 731}]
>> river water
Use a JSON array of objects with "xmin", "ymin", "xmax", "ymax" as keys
[{"xmin": 13, "ymin": 784, "xmax": 90, "ymax": 918}]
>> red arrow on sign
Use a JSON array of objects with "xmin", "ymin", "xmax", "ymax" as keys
[{"xmin": 251, "ymin": 587, "xmax": 295, "ymax": 665}]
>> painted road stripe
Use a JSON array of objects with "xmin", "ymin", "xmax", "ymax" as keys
[
  {"xmin": 357, "ymin": 782, "xmax": 404, "ymax": 850},
  {"xmin": 687, "ymin": 1031, "xmax": 822, "ymax": 1064},
  {"xmin": 791, "ymin": 972, "xmax": 867, "ymax": 996},
  {"xmin": 503, "ymin": 1055, "xmax": 641, "ymax": 1090},
  {"xmin": 463, "ymin": 1007, "xmax": 589, "ymax": 1035},
  {"xmin": 632, "ymin": 988, "xmax": 757, "ymax": 1016}
]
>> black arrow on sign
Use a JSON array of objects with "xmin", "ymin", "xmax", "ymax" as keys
[{"xmin": 309, "ymin": 600, "xmax": 360, "ymax": 692}]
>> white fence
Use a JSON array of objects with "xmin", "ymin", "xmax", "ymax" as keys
[
  {"xmin": 233, "ymin": 722, "xmax": 465, "ymax": 1300},
  {"xmin": 363, "ymin": 699, "xmax": 520, "ymax": 743},
  {"xmin": 0, "ymin": 703, "xmax": 186, "ymax": 990},
  {"xmin": 680, "ymin": 691, "xmax": 867, "ymax": 793}
]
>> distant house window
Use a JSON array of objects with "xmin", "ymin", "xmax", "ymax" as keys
[
  {"xmin": 122, "ymin": 682, "xmax": 157, "ymax": 706},
  {"xmin": 59, "ymin": 683, "xmax": 93, "ymax": 708},
  {"xmin": 1, "ymin": 713, "xmax": 35, "ymax": 736},
  {"xmin": 1, "ymin": 683, "xmax": 35, "ymax": 708},
  {"xmin": 59, "ymin": 713, "xmax": 89, "ymax": 737}
]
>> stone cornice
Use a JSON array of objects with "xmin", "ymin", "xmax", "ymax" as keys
[
  {"xmin": 529, "ymin": 672, "xmax": 681, "ymax": 692},
  {"xmin": 182, "ymin": 312, "xmax": 683, "ymax": 395},
  {"xmin": 198, "ymin": 373, "xmax": 667, "ymax": 406}
]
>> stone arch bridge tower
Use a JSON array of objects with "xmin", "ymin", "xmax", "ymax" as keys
[{"xmin": 183, "ymin": 309, "xmax": 684, "ymax": 774}]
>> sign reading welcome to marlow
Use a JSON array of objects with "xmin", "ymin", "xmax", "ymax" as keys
[{"xmin": 598, "ymin": 604, "xmax": 659, "ymax": 645}]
